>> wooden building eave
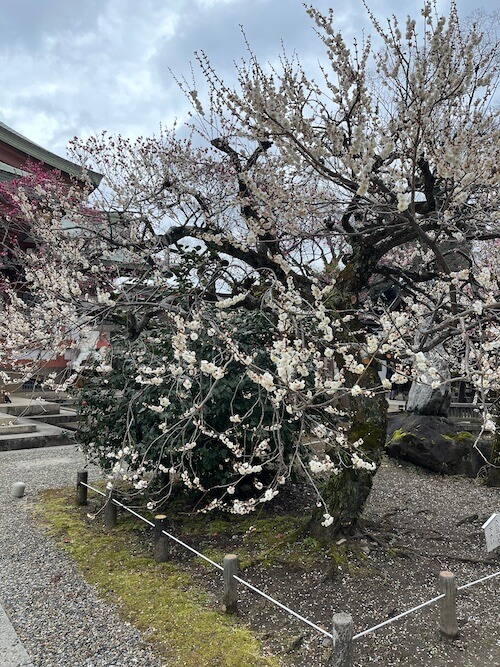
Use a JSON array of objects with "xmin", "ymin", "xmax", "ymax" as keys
[{"xmin": 0, "ymin": 121, "xmax": 102, "ymax": 189}]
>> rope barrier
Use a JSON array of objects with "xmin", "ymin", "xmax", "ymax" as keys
[
  {"xmin": 353, "ymin": 593, "xmax": 445, "ymax": 640},
  {"xmin": 352, "ymin": 569, "xmax": 500, "ymax": 640},
  {"xmin": 79, "ymin": 480, "xmax": 499, "ymax": 645},
  {"xmin": 457, "ymin": 570, "xmax": 500, "ymax": 591},
  {"xmin": 81, "ymin": 481, "xmax": 223, "ymax": 571},
  {"xmin": 81, "ymin": 481, "xmax": 332, "ymax": 634}
]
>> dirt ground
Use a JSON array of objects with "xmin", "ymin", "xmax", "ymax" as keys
[{"xmin": 175, "ymin": 458, "xmax": 499, "ymax": 667}]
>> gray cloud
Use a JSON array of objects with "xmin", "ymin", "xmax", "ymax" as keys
[
  {"xmin": 0, "ymin": 0, "xmax": 103, "ymax": 49},
  {"xmin": 0, "ymin": 0, "xmax": 488, "ymax": 158}
]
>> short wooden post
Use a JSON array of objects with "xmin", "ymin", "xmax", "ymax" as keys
[
  {"xmin": 439, "ymin": 571, "xmax": 458, "ymax": 638},
  {"xmin": 327, "ymin": 613, "xmax": 354, "ymax": 667},
  {"xmin": 76, "ymin": 471, "xmax": 88, "ymax": 505},
  {"xmin": 153, "ymin": 514, "xmax": 170, "ymax": 562},
  {"xmin": 223, "ymin": 554, "xmax": 239, "ymax": 614},
  {"xmin": 104, "ymin": 488, "xmax": 118, "ymax": 530}
]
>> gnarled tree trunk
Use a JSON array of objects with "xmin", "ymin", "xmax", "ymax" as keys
[
  {"xmin": 308, "ymin": 364, "xmax": 387, "ymax": 537},
  {"xmin": 308, "ymin": 251, "xmax": 387, "ymax": 538}
]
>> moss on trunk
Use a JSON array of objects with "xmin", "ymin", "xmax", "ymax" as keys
[
  {"xmin": 306, "ymin": 248, "xmax": 386, "ymax": 539},
  {"xmin": 308, "ymin": 366, "xmax": 388, "ymax": 539}
]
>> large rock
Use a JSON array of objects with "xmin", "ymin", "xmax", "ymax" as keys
[
  {"xmin": 406, "ymin": 344, "xmax": 451, "ymax": 415},
  {"xmin": 406, "ymin": 380, "xmax": 451, "ymax": 416},
  {"xmin": 386, "ymin": 413, "xmax": 491, "ymax": 477}
]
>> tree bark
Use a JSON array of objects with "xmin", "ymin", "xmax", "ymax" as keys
[
  {"xmin": 308, "ymin": 250, "xmax": 388, "ymax": 538},
  {"xmin": 486, "ymin": 426, "xmax": 500, "ymax": 487},
  {"xmin": 308, "ymin": 356, "xmax": 387, "ymax": 538}
]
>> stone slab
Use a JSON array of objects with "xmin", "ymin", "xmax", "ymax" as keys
[
  {"xmin": 0, "ymin": 418, "xmax": 72, "ymax": 451},
  {"xmin": 0, "ymin": 403, "xmax": 60, "ymax": 417},
  {"xmin": 0, "ymin": 424, "xmax": 37, "ymax": 435},
  {"xmin": 0, "ymin": 416, "xmax": 18, "ymax": 426},
  {"xmin": 0, "ymin": 434, "xmax": 72, "ymax": 451},
  {"xmin": 24, "ymin": 410, "xmax": 77, "ymax": 426},
  {"xmin": 0, "ymin": 603, "xmax": 34, "ymax": 667}
]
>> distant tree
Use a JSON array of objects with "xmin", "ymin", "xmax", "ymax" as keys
[{"xmin": 0, "ymin": 163, "xmax": 100, "ymax": 389}]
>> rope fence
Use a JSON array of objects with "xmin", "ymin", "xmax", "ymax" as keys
[
  {"xmin": 79, "ymin": 477, "xmax": 331, "ymax": 637},
  {"xmin": 352, "ymin": 593, "xmax": 445, "ymax": 640},
  {"xmin": 75, "ymin": 471, "xmax": 499, "ymax": 667},
  {"xmin": 80, "ymin": 479, "xmax": 224, "ymax": 571}
]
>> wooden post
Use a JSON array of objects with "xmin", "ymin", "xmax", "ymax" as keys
[
  {"xmin": 439, "ymin": 571, "xmax": 458, "ymax": 638},
  {"xmin": 327, "ymin": 613, "xmax": 354, "ymax": 667},
  {"xmin": 76, "ymin": 471, "xmax": 88, "ymax": 505},
  {"xmin": 223, "ymin": 554, "xmax": 239, "ymax": 614},
  {"xmin": 153, "ymin": 514, "xmax": 170, "ymax": 562},
  {"xmin": 104, "ymin": 488, "xmax": 118, "ymax": 530}
]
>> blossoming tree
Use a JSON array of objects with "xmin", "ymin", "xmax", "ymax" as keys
[
  {"xmin": 0, "ymin": 163, "xmax": 102, "ymax": 392},
  {"xmin": 1, "ymin": 1, "xmax": 499, "ymax": 533}
]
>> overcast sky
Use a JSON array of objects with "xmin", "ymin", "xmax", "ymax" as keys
[{"xmin": 0, "ymin": 0, "xmax": 492, "ymax": 160}]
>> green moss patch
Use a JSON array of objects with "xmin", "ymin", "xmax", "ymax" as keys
[
  {"xmin": 388, "ymin": 428, "xmax": 412, "ymax": 443},
  {"xmin": 37, "ymin": 489, "xmax": 279, "ymax": 667},
  {"xmin": 180, "ymin": 511, "xmax": 342, "ymax": 571}
]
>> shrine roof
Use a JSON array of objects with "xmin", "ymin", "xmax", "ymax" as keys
[{"xmin": 0, "ymin": 121, "xmax": 102, "ymax": 189}]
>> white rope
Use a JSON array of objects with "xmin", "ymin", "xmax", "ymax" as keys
[
  {"xmin": 233, "ymin": 575, "xmax": 334, "ymax": 639},
  {"xmin": 457, "ymin": 570, "xmax": 500, "ymax": 591},
  {"xmin": 353, "ymin": 593, "xmax": 445, "ymax": 640},
  {"xmin": 80, "ymin": 480, "xmax": 331, "ymax": 636},
  {"xmin": 80, "ymin": 482, "xmax": 222, "ymax": 570}
]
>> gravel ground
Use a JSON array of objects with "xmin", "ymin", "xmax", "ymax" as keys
[
  {"xmin": 0, "ymin": 444, "xmax": 498, "ymax": 667},
  {"xmin": 205, "ymin": 459, "xmax": 500, "ymax": 667},
  {"xmin": 174, "ymin": 459, "xmax": 499, "ymax": 666},
  {"xmin": 0, "ymin": 445, "xmax": 162, "ymax": 667}
]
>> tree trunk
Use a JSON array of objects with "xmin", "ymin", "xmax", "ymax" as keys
[
  {"xmin": 307, "ymin": 250, "xmax": 386, "ymax": 538},
  {"xmin": 308, "ymin": 366, "xmax": 387, "ymax": 538},
  {"xmin": 487, "ymin": 424, "xmax": 500, "ymax": 487}
]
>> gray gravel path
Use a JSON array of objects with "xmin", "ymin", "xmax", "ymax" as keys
[{"xmin": 0, "ymin": 445, "xmax": 163, "ymax": 667}]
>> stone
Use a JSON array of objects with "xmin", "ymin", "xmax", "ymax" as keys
[
  {"xmin": 11, "ymin": 482, "xmax": 26, "ymax": 497},
  {"xmin": 405, "ymin": 315, "xmax": 452, "ymax": 416},
  {"xmin": 406, "ymin": 380, "xmax": 451, "ymax": 416},
  {"xmin": 386, "ymin": 413, "xmax": 491, "ymax": 477},
  {"xmin": 0, "ymin": 414, "xmax": 18, "ymax": 426},
  {"xmin": 406, "ymin": 345, "xmax": 451, "ymax": 416},
  {"xmin": 0, "ymin": 422, "xmax": 38, "ymax": 435}
]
